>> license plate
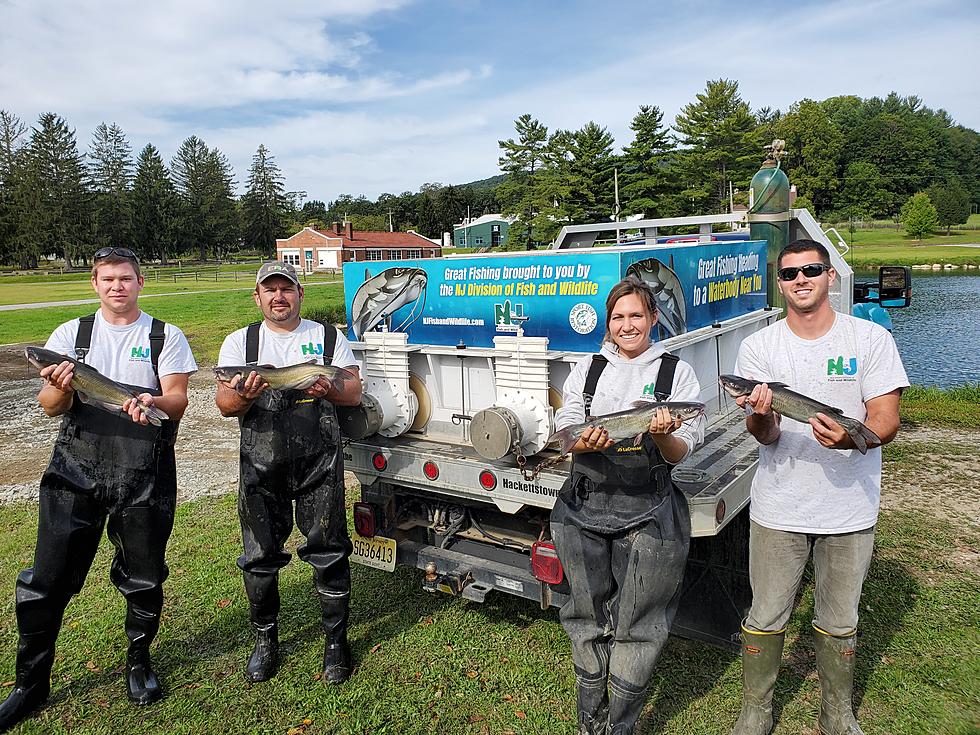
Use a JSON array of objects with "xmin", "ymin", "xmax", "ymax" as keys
[{"xmin": 350, "ymin": 532, "xmax": 397, "ymax": 572}]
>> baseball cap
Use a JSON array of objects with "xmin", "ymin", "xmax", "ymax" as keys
[{"xmin": 256, "ymin": 261, "xmax": 300, "ymax": 286}]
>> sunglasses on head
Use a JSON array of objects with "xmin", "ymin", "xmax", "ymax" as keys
[
  {"xmin": 93, "ymin": 247, "xmax": 138, "ymax": 263},
  {"xmin": 777, "ymin": 263, "xmax": 831, "ymax": 281}
]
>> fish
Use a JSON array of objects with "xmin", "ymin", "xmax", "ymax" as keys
[
  {"xmin": 212, "ymin": 362, "xmax": 357, "ymax": 394},
  {"xmin": 25, "ymin": 346, "xmax": 170, "ymax": 426},
  {"xmin": 625, "ymin": 258, "xmax": 687, "ymax": 338},
  {"xmin": 350, "ymin": 267, "xmax": 428, "ymax": 340},
  {"xmin": 718, "ymin": 374, "xmax": 881, "ymax": 455},
  {"xmin": 547, "ymin": 400, "xmax": 705, "ymax": 454}
]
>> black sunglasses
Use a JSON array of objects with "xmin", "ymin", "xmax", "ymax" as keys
[
  {"xmin": 777, "ymin": 263, "xmax": 831, "ymax": 281},
  {"xmin": 94, "ymin": 247, "xmax": 139, "ymax": 263}
]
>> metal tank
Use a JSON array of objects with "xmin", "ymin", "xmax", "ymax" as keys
[{"xmin": 749, "ymin": 140, "xmax": 790, "ymax": 310}]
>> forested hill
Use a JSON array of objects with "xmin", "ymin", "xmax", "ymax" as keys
[{"xmin": 1, "ymin": 81, "xmax": 976, "ymax": 266}]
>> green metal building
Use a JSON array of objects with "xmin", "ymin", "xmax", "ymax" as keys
[{"xmin": 452, "ymin": 214, "xmax": 515, "ymax": 249}]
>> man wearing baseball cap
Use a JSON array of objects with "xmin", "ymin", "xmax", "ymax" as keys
[{"xmin": 215, "ymin": 261, "xmax": 362, "ymax": 685}]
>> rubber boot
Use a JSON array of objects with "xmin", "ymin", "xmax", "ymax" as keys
[
  {"xmin": 0, "ymin": 632, "xmax": 55, "ymax": 732},
  {"xmin": 319, "ymin": 595, "xmax": 351, "ymax": 685},
  {"xmin": 606, "ymin": 674, "xmax": 648, "ymax": 735},
  {"xmin": 575, "ymin": 669, "xmax": 608, "ymax": 735},
  {"xmin": 125, "ymin": 645, "xmax": 162, "ymax": 706},
  {"xmin": 730, "ymin": 622, "xmax": 785, "ymax": 735},
  {"xmin": 244, "ymin": 623, "xmax": 279, "ymax": 683},
  {"xmin": 813, "ymin": 626, "xmax": 864, "ymax": 735}
]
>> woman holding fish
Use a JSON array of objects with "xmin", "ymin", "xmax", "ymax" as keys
[
  {"xmin": 550, "ymin": 276, "xmax": 705, "ymax": 735},
  {"xmin": 215, "ymin": 262, "xmax": 362, "ymax": 687},
  {"xmin": 1, "ymin": 248, "xmax": 197, "ymax": 731}
]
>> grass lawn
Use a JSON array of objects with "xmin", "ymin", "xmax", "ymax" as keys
[
  {"xmin": 0, "ymin": 395, "xmax": 976, "ymax": 733},
  {"xmin": 0, "ymin": 284, "xmax": 347, "ymax": 364}
]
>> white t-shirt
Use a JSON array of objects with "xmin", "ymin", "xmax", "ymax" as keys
[
  {"xmin": 555, "ymin": 341, "xmax": 705, "ymax": 461},
  {"xmin": 45, "ymin": 311, "xmax": 198, "ymax": 389},
  {"xmin": 735, "ymin": 313, "xmax": 909, "ymax": 534},
  {"xmin": 217, "ymin": 319, "xmax": 359, "ymax": 371}
]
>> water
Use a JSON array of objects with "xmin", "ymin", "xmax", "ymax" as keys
[{"xmin": 866, "ymin": 272, "xmax": 980, "ymax": 388}]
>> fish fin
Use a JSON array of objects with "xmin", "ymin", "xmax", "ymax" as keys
[
  {"xmin": 839, "ymin": 418, "xmax": 881, "ymax": 455},
  {"xmin": 630, "ymin": 399, "xmax": 659, "ymax": 407},
  {"xmin": 632, "ymin": 433, "xmax": 644, "ymax": 446},
  {"xmin": 547, "ymin": 428, "xmax": 577, "ymax": 454},
  {"xmin": 293, "ymin": 375, "xmax": 322, "ymax": 390},
  {"xmin": 767, "ymin": 381, "xmax": 790, "ymax": 389}
]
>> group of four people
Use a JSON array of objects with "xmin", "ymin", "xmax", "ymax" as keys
[{"xmin": 0, "ymin": 239, "xmax": 906, "ymax": 735}]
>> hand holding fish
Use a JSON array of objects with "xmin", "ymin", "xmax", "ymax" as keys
[
  {"xmin": 123, "ymin": 393, "xmax": 157, "ymax": 426},
  {"xmin": 225, "ymin": 371, "xmax": 270, "ymax": 400},
  {"xmin": 647, "ymin": 406, "xmax": 683, "ymax": 435},
  {"xmin": 40, "ymin": 360, "xmax": 75, "ymax": 393},
  {"xmin": 578, "ymin": 426, "xmax": 615, "ymax": 452},
  {"xmin": 809, "ymin": 412, "xmax": 878, "ymax": 451},
  {"xmin": 736, "ymin": 382, "xmax": 774, "ymax": 416}
]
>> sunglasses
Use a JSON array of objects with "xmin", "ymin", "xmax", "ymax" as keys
[
  {"xmin": 94, "ymin": 247, "xmax": 139, "ymax": 263},
  {"xmin": 777, "ymin": 263, "xmax": 831, "ymax": 281}
]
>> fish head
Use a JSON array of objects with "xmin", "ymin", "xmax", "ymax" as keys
[
  {"xmin": 672, "ymin": 402, "xmax": 706, "ymax": 421},
  {"xmin": 25, "ymin": 346, "xmax": 64, "ymax": 371},
  {"xmin": 718, "ymin": 374, "xmax": 755, "ymax": 399},
  {"xmin": 213, "ymin": 366, "xmax": 246, "ymax": 383}
]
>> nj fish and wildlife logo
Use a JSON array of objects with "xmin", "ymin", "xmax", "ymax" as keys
[
  {"xmin": 494, "ymin": 300, "xmax": 527, "ymax": 334},
  {"xmin": 130, "ymin": 345, "xmax": 151, "ymax": 362},
  {"xmin": 827, "ymin": 355, "xmax": 858, "ymax": 382},
  {"xmin": 301, "ymin": 342, "xmax": 325, "ymax": 356}
]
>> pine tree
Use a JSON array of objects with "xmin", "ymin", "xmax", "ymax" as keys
[
  {"xmin": 674, "ymin": 79, "xmax": 758, "ymax": 213},
  {"xmin": 565, "ymin": 122, "xmax": 617, "ymax": 224},
  {"xmin": 241, "ymin": 144, "xmax": 291, "ymax": 256},
  {"xmin": 497, "ymin": 114, "xmax": 549, "ymax": 249},
  {"xmin": 13, "ymin": 113, "xmax": 91, "ymax": 268},
  {"xmin": 132, "ymin": 144, "xmax": 179, "ymax": 263},
  {"xmin": 621, "ymin": 105, "xmax": 679, "ymax": 217},
  {"xmin": 88, "ymin": 122, "xmax": 134, "ymax": 251},
  {"xmin": 171, "ymin": 136, "xmax": 238, "ymax": 260},
  {"xmin": 0, "ymin": 110, "xmax": 27, "ymax": 265}
]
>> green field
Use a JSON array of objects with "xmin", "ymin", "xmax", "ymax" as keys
[
  {"xmin": 0, "ymin": 430, "xmax": 976, "ymax": 734},
  {"xmin": 0, "ymin": 284, "xmax": 347, "ymax": 364}
]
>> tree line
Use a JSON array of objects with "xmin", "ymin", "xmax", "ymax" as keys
[
  {"xmin": 1, "ymin": 79, "xmax": 977, "ymax": 267},
  {"xmin": 495, "ymin": 80, "xmax": 978, "ymax": 248}
]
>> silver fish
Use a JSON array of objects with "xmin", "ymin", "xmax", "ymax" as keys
[
  {"xmin": 213, "ymin": 362, "xmax": 357, "ymax": 394},
  {"xmin": 625, "ymin": 258, "xmax": 687, "ymax": 338},
  {"xmin": 25, "ymin": 346, "xmax": 170, "ymax": 426},
  {"xmin": 718, "ymin": 374, "xmax": 881, "ymax": 455},
  {"xmin": 548, "ymin": 400, "xmax": 705, "ymax": 454},
  {"xmin": 350, "ymin": 267, "xmax": 427, "ymax": 340}
]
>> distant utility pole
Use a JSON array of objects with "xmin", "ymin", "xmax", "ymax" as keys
[
  {"xmin": 613, "ymin": 168, "xmax": 621, "ymax": 243},
  {"xmin": 388, "ymin": 209, "xmax": 394, "ymax": 232}
]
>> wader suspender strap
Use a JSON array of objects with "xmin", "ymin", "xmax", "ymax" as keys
[
  {"xmin": 582, "ymin": 354, "xmax": 608, "ymax": 419},
  {"xmin": 75, "ymin": 314, "xmax": 166, "ymax": 384},
  {"xmin": 149, "ymin": 318, "xmax": 165, "ymax": 382},
  {"xmin": 75, "ymin": 314, "xmax": 96, "ymax": 364},
  {"xmin": 582, "ymin": 351, "xmax": 679, "ymax": 415},
  {"xmin": 320, "ymin": 322, "xmax": 338, "ymax": 365},
  {"xmin": 653, "ymin": 353, "xmax": 679, "ymax": 401},
  {"xmin": 244, "ymin": 322, "xmax": 262, "ymax": 365}
]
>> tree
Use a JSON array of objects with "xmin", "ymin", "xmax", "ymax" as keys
[
  {"xmin": 88, "ymin": 122, "xmax": 133, "ymax": 251},
  {"xmin": 620, "ymin": 105, "xmax": 680, "ymax": 217},
  {"xmin": 171, "ymin": 136, "xmax": 238, "ymax": 260},
  {"xmin": 926, "ymin": 179, "xmax": 971, "ymax": 234},
  {"xmin": 13, "ymin": 113, "xmax": 91, "ymax": 268},
  {"xmin": 776, "ymin": 100, "xmax": 843, "ymax": 215},
  {"xmin": 674, "ymin": 79, "xmax": 758, "ymax": 213},
  {"xmin": 497, "ymin": 114, "xmax": 549, "ymax": 249},
  {"xmin": 0, "ymin": 110, "xmax": 27, "ymax": 265},
  {"xmin": 840, "ymin": 161, "xmax": 891, "ymax": 219},
  {"xmin": 565, "ymin": 121, "xmax": 617, "ymax": 223},
  {"xmin": 131, "ymin": 144, "xmax": 179, "ymax": 263},
  {"xmin": 241, "ymin": 144, "xmax": 292, "ymax": 256},
  {"xmin": 414, "ymin": 192, "xmax": 438, "ymax": 238},
  {"xmin": 900, "ymin": 192, "xmax": 938, "ymax": 241},
  {"xmin": 435, "ymin": 184, "xmax": 464, "ymax": 238}
]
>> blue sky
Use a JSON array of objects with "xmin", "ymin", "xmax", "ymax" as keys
[{"xmin": 1, "ymin": 0, "xmax": 977, "ymax": 204}]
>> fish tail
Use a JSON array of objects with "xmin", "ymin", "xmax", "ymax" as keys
[
  {"xmin": 840, "ymin": 417, "xmax": 881, "ymax": 455},
  {"xmin": 140, "ymin": 403, "xmax": 170, "ymax": 427},
  {"xmin": 547, "ymin": 428, "xmax": 577, "ymax": 454}
]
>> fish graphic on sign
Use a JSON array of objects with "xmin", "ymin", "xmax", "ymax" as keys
[
  {"xmin": 350, "ymin": 267, "xmax": 428, "ymax": 340},
  {"xmin": 625, "ymin": 257, "xmax": 687, "ymax": 339}
]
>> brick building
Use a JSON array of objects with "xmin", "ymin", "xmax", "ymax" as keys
[{"xmin": 275, "ymin": 222, "xmax": 442, "ymax": 272}]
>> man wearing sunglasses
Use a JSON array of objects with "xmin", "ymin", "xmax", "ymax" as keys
[
  {"xmin": 0, "ymin": 248, "xmax": 197, "ymax": 730},
  {"xmin": 728, "ymin": 240, "xmax": 907, "ymax": 735}
]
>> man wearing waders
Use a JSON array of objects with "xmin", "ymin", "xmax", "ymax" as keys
[
  {"xmin": 551, "ymin": 277, "xmax": 704, "ymax": 735},
  {"xmin": 215, "ymin": 262, "xmax": 362, "ymax": 685},
  {"xmin": 729, "ymin": 240, "xmax": 906, "ymax": 735},
  {"xmin": 0, "ymin": 248, "xmax": 196, "ymax": 731}
]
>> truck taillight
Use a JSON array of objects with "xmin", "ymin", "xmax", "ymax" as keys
[
  {"xmin": 353, "ymin": 502, "xmax": 376, "ymax": 538},
  {"xmin": 479, "ymin": 470, "xmax": 497, "ymax": 490},
  {"xmin": 531, "ymin": 541, "xmax": 563, "ymax": 585},
  {"xmin": 372, "ymin": 452, "xmax": 387, "ymax": 471},
  {"xmin": 422, "ymin": 461, "xmax": 439, "ymax": 480}
]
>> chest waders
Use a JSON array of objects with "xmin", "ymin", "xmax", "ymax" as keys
[
  {"xmin": 550, "ymin": 353, "xmax": 692, "ymax": 735},
  {"xmin": 0, "ymin": 316, "xmax": 175, "ymax": 731},
  {"xmin": 236, "ymin": 321, "xmax": 354, "ymax": 685}
]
